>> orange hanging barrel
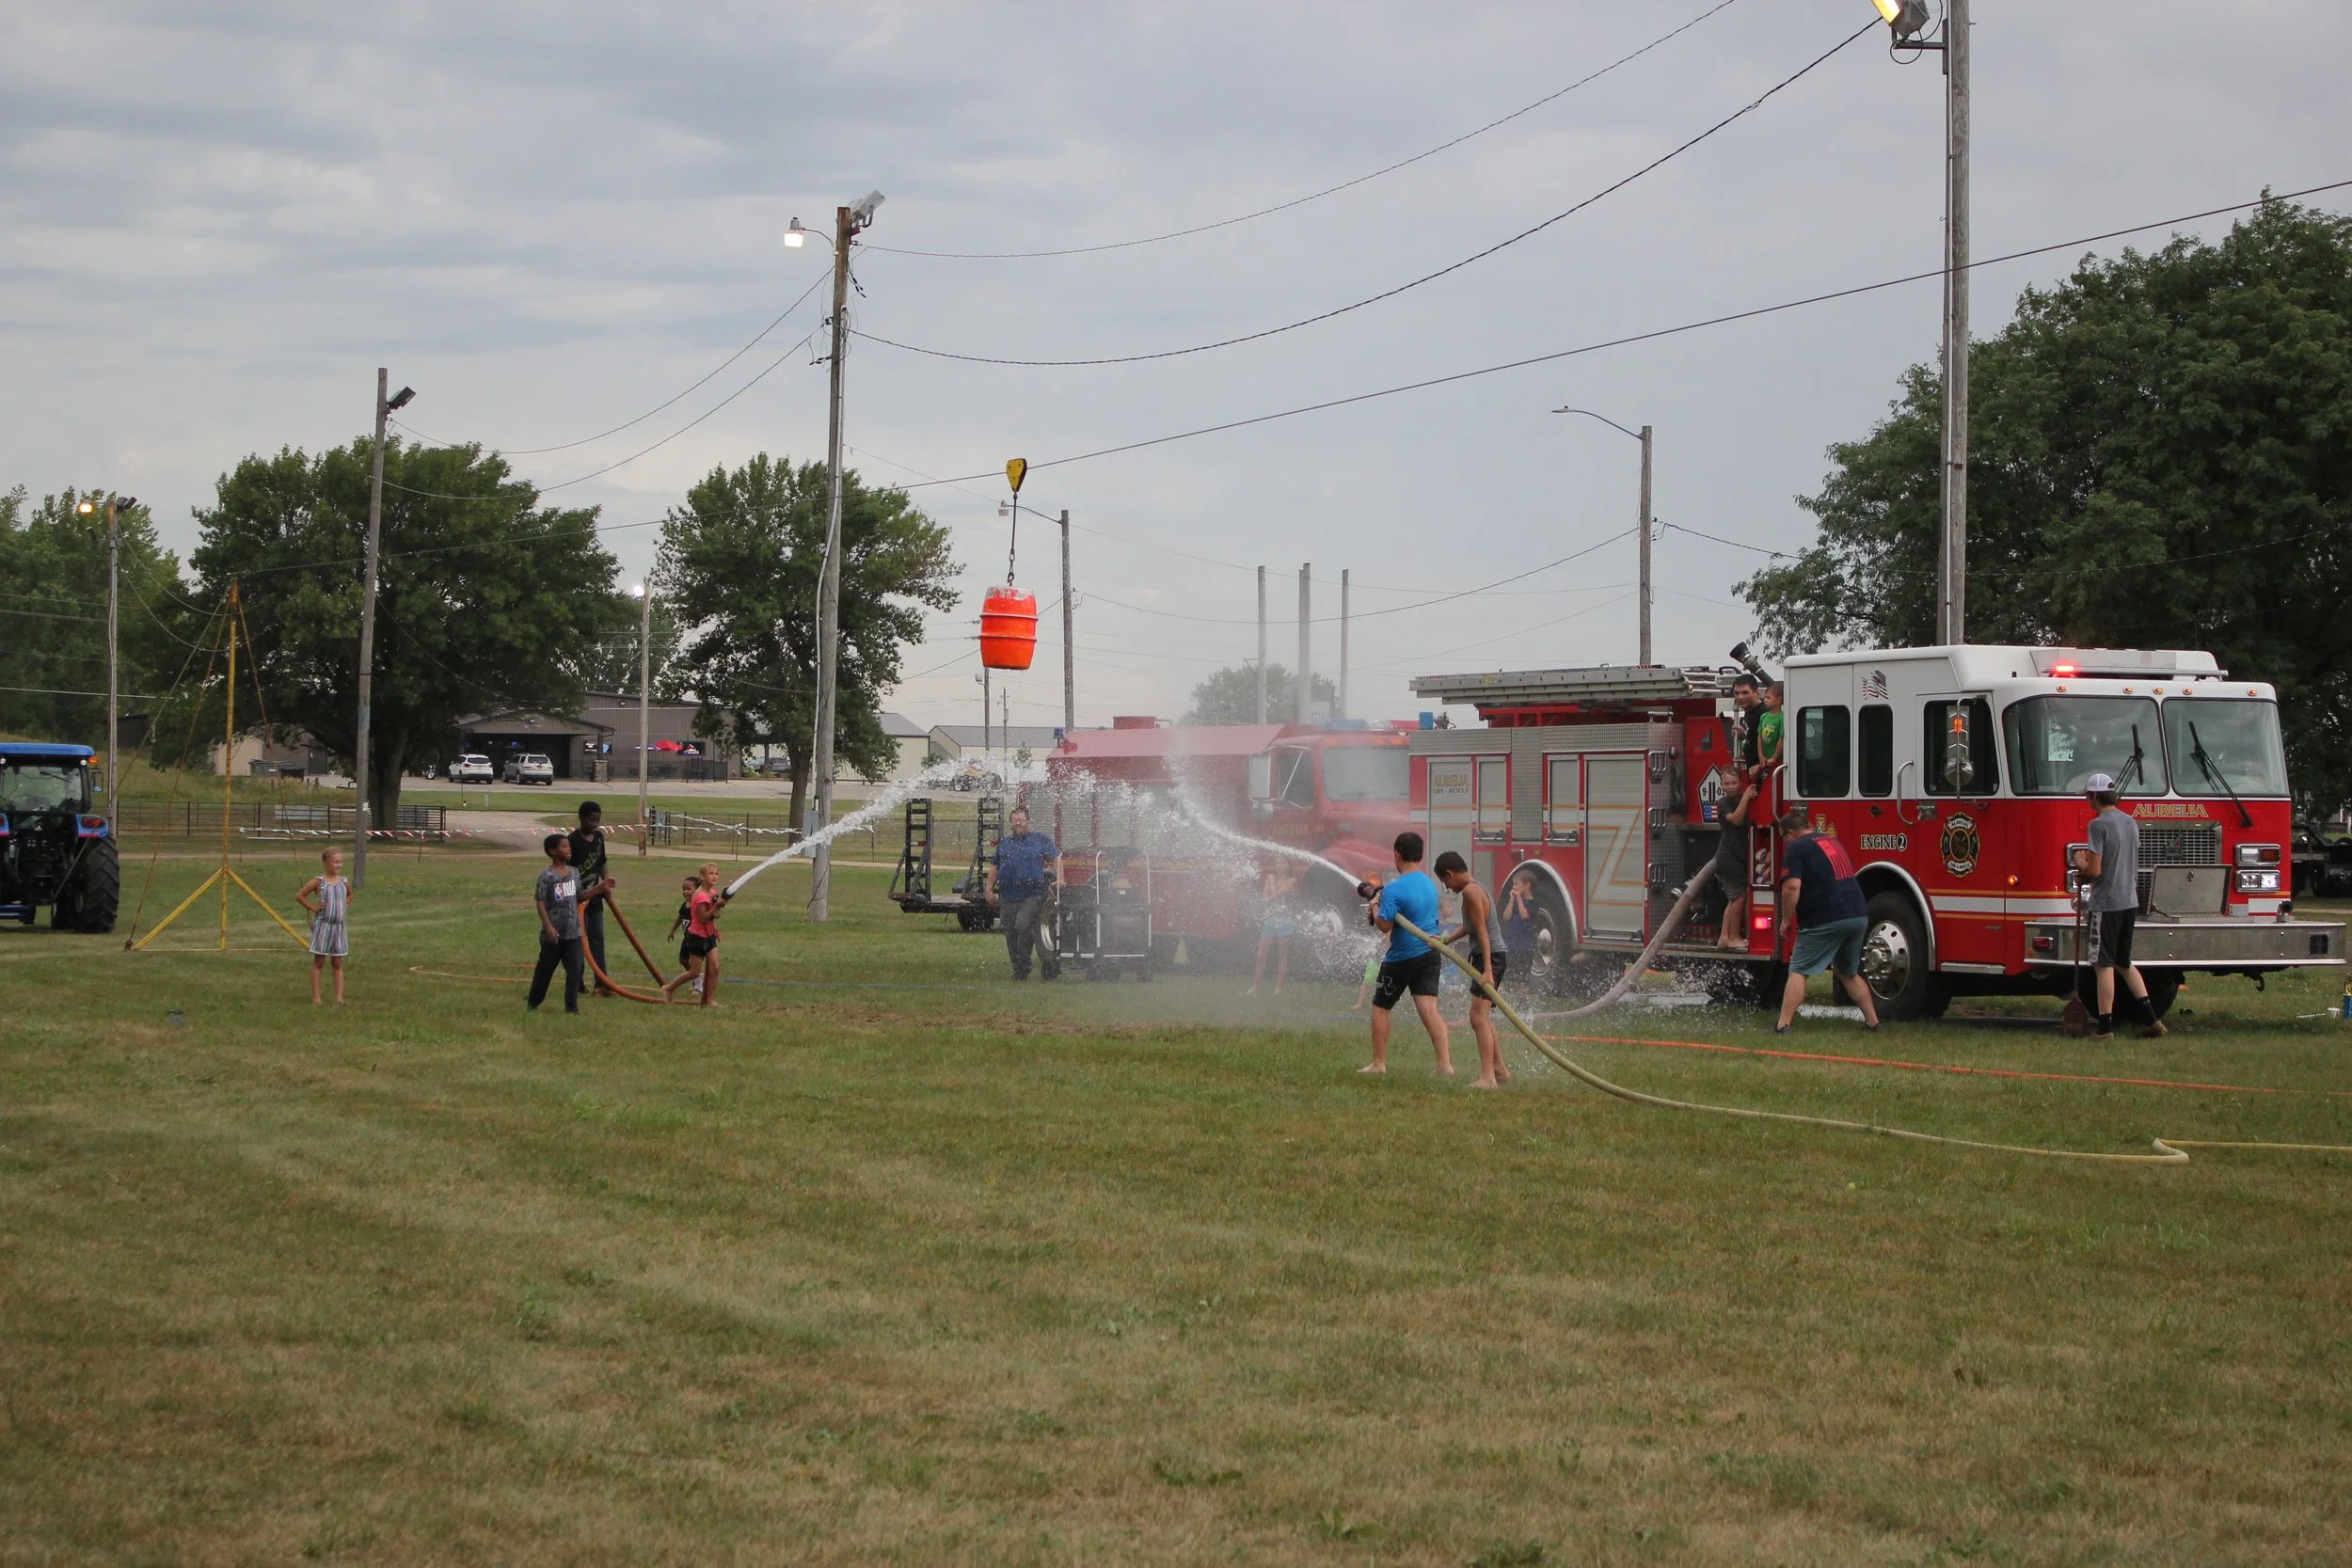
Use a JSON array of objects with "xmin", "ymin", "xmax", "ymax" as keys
[{"xmin": 979, "ymin": 585, "xmax": 1039, "ymax": 671}]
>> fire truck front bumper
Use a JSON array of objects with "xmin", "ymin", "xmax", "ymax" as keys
[{"xmin": 2024, "ymin": 916, "xmax": 2344, "ymax": 970}]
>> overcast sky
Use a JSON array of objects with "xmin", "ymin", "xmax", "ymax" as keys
[{"xmin": 6, "ymin": 1, "xmax": 2346, "ymax": 731}]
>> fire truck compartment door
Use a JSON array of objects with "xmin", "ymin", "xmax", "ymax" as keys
[
  {"xmin": 1426, "ymin": 756, "xmax": 1474, "ymax": 876},
  {"xmin": 1584, "ymin": 754, "xmax": 1648, "ymax": 939}
]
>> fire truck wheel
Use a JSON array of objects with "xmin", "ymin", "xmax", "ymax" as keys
[
  {"xmin": 1861, "ymin": 890, "xmax": 1935, "ymax": 1022},
  {"xmin": 1525, "ymin": 886, "xmax": 1578, "ymax": 995}
]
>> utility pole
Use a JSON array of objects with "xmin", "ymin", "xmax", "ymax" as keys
[
  {"xmin": 353, "ymin": 369, "xmax": 410, "ymax": 890},
  {"xmin": 1939, "ymin": 0, "xmax": 1971, "ymax": 646},
  {"xmin": 633, "ymin": 583, "xmax": 652, "ymax": 857},
  {"xmin": 1295, "ymin": 564, "xmax": 1311, "ymax": 725},
  {"xmin": 1255, "ymin": 566, "xmax": 1267, "ymax": 723},
  {"xmin": 1059, "ymin": 510, "xmax": 1074, "ymax": 735},
  {"xmin": 1339, "ymin": 569, "xmax": 1350, "ymax": 720},
  {"xmin": 810, "ymin": 191, "xmax": 882, "ymax": 923},
  {"xmin": 106, "ymin": 498, "xmax": 127, "ymax": 829},
  {"xmin": 1637, "ymin": 424, "xmax": 1654, "ymax": 665},
  {"xmin": 981, "ymin": 669, "xmax": 991, "ymax": 759}
]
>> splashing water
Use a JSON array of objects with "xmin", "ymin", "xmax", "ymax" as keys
[{"xmin": 721, "ymin": 754, "xmax": 1050, "ymax": 899}]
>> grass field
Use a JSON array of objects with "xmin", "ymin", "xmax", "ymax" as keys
[{"xmin": 5, "ymin": 846, "xmax": 2350, "ymax": 1564}]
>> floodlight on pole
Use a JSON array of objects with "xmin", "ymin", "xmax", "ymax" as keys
[
  {"xmin": 1873, "ymin": 0, "xmax": 1931, "ymax": 42},
  {"xmin": 784, "ymin": 217, "xmax": 806, "ymax": 248}
]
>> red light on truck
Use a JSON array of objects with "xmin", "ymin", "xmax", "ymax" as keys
[{"xmin": 2051, "ymin": 661, "xmax": 2078, "ymax": 676}]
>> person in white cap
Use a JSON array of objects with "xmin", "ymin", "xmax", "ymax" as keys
[{"xmin": 2070, "ymin": 771, "xmax": 2167, "ymax": 1039}]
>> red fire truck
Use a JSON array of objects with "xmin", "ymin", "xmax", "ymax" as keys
[
  {"xmin": 1408, "ymin": 648, "xmax": 2344, "ymax": 1021},
  {"xmin": 1038, "ymin": 717, "xmax": 1412, "ymax": 962}
]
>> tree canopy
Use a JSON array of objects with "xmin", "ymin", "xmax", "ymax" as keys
[
  {"xmin": 179, "ymin": 438, "xmax": 622, "ymax": 823},
  {"xmin": 1184, "ymin": 662, "xmax": 1337, "ymax": 725},
  {"xmin": 1740, "ymin": 198, "xmax": 2352, "ymax": 808},
  {"xmin": 0, "ymin": 487, "xmax": 182, "ymax": 748},
  {"xmin": 654, "ymin": 454, "xmax": 957, "ymax": 827}
]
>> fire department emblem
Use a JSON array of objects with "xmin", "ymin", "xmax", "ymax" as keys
[{"xmin": 1940, "ymin": 814, "xmax": 1981, "ymax": 878}]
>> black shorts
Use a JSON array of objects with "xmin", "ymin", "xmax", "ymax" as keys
[
  {"xmin": 2089, "ymin": 908, "xmax": 2136, "ymax": 969},
  {"xmin": 1467, "ymin": 950, "xmax": 1509, "ymax": 996},
  {"xmin": 1712, "ymin": 823, "xmax": 1749, "ymax": 896},
  {"xmin": 680, "ymin": 932, "xmax": 717, "ymax": 963},
  {"xmin": 1372, "ymin": 950, "xmax": 1444, "ymax": 1011}
]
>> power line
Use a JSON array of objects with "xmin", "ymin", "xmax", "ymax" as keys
[
  {"xmin": 886, "ymin": 177, "xmax": 2352, "ymax": 492},
  {"xmin": 382, "ymin": 328, "xmax": 821, "ymax": 500},
  {"xmin": 1661, "ymin": 519, "xmax": 1788, "ymax": 556},
  {"xmin": 852, "ymin": 22, "xmax": 1872, "ymax": 368},
  {"xmin": 1082, "ymin": 527, "xmax": 1638, "ymax": 626},
  {"xmin": 387, "ymin": 271, "xmax": 832, "ymax": 458},
  {"xmin": 861, "ymin": 0, "xmax": 1748, "ymax": 261}
]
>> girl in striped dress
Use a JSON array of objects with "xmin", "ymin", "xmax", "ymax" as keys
[{"xmin": 297, "ymin": 847, "xmax": 351, "ymax": 1004}]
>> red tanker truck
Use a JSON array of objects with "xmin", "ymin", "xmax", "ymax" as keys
[{"xmin": 1035, "ymin": 717, "xmax": 1412, "ymax": 963}]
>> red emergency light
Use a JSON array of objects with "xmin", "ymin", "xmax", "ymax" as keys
[{"xmin": 2050, "ymin": 661, "xmax": 2078, "ymax": 676}]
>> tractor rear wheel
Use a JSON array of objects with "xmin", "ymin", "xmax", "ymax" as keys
[{"xmin": 69, "ymin": 836, "xmax": 120, "ymax": 934}]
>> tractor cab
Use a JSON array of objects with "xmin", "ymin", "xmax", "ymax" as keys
[{"xmin": 0, "ymin": 743, "xmax": 119, "ymax": 930}]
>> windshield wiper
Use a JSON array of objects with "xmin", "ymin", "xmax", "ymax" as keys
[
  {"xmin": 2188, "ymin": 721, "xmax": 2254, "ymax": 829},
  {"xmin": 2118, "ymin": 724, "xmax": 2146, "ymax": 800}
]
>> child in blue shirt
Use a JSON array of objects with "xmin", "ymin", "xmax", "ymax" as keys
[{"xmin": 1359, "ymin": 832, "xmax": 1454, "ymax": 1076}]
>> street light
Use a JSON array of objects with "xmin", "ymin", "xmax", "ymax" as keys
[
  {"xmin": 1552, "ymin": 407, "xmax": 1655, "ymax": 667},
  {"xmin": 78, "ymin": 494, "xmax": 135, "ymax": 826},
  {"xmin": 1873, "ymin": 0, "xmax": 1931, "ymax": 44},
  {"xmin": 630, "ymin": 582, "xmax": 652, "ymax": 857},
  {"xmin": 354, "ymin": 372, "xmax": 415, "ymax": 890},
  {"xmin": 809, "ymin": 187, "xmax": 884, "ymax": 924},
  {"xmin": 784, "ymin": 216, "xmax": 806, "ymax": 248},
  {"xmin": 1869, "ymin": 0, "xmax": 1966, "ymax": 644}
]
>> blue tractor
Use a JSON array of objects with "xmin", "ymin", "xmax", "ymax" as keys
[{"xmin": 0, "ymin": 743, "xmax": 119, "ymax": 931}]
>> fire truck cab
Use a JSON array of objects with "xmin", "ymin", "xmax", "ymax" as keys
[{"xmin": 1410, "ymin": 648, "xmax": 2343, "ymax": 1020}]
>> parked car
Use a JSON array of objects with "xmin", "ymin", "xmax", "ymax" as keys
[
  {"xmin": 501, "ymin": 752, "xmax": 555, "ymax": 786},
  {"xmin": 450, "ymin": 754, "xmax": 494, "ymax": 784}
]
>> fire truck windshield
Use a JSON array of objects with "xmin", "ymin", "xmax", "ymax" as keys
[
  {"xmin": 0, "ymin": 761, "xmax": 87, "ymax": 813},
  {"xmin": 2002, "ymin": 696, "xmax": 2167, "ymax": 796},
  {"xmin": 1320, "ymin": 745, "xmax": 1408, "ymax": 802},
  {"xmin": 2164, "ymin": 698, "xmax": 2288, "ymax": 798}
]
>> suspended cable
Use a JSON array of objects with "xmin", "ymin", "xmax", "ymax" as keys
[
  {"xmin": 387, "ymin": 271, "xmax": 830, "ymax": 458},
  {"xmin": 863, "ymin": 0, "xmax": 1748, "ymax": 261},
  {"xmin": 852, "ymin": 22, "xmax": 1872, "ymax": 367},
  {"xmin": 887, "ymin": 176, "xmax": 2352, "ymax": 491},
  {"xmin": 382, "ymin": 329, "xmax": 822, "ymax": 501}
]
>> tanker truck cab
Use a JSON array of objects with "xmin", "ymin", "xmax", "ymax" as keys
[
  {"xmin": 1245, "ymin": 730, "xmax": 1411, "ymax": 879},
  {"xmin": 1782, "ymin": 645, "xmax": 2340, "ymax": 1021}
]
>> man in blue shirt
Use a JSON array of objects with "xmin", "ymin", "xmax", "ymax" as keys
[
  {"xmin": 1362, "ymin": 831, "xmax": 1454, "ymax": 1076},
  {"xmin": 986, "ymin": 805, "xmax": 1061, "ymax": 981}
]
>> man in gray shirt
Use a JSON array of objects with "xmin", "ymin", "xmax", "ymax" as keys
[{"xmin": 2070, "ymin": 771, "xmax": 2166, "ymax": 1039}]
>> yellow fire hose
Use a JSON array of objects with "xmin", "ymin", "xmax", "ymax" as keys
[{"xmin": 1389, "ymin": 880, "xmax": 2351, "ymax": 1166}]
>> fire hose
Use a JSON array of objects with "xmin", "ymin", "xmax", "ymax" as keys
[{"xmin": 1388, "ymin": 879, "xmax": 2351, "ymax": 1165}]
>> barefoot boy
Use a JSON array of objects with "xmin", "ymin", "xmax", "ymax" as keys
[
  {"xmin": 1360, "ymin": 832, "xmax": 1453, "ymax": 1076},
  {"xmin": 1434, "ymin": 850, "xmax": 1510, "ymax": 1087},
  {"xmin": 295, "ymin": 847, "xmax": 350, "ymax": 1004}
]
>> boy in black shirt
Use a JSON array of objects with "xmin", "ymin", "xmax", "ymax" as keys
[{"xmin": 566, "ymin": 800, "xmax": 616, "ymax": 994}]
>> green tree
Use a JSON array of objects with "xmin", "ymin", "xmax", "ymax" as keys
[
  {"xmin": 1740, "ymin": 198, "xmax": 2352, "ymax": 808},
  {"xmin": 654, "ymin": 455, "xmax": 958, "ymax": 828},
  {"xmin": 562, "ymin": 592, "xmax": 685, "ymax": 698},
  {"xmin": 180, "ymin": 439, "xmax": 622, "ymax": 825},
  {"xmin": 1183, "ymin": 662, "xmax": 1337, "ymax": 725},
  {"xmin": 0, "ymin": 487, "xmax": 183, "ymax": 748}
]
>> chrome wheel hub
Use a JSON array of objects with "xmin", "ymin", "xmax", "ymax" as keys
[{"xmin": 1861, "ymin": 917, "xmax": 1911, "ymax": 1002}]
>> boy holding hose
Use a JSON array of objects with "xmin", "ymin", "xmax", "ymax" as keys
[{"xmin": 1358, "ymin": 832, "xmax": 1454, "ymax": 1077}]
